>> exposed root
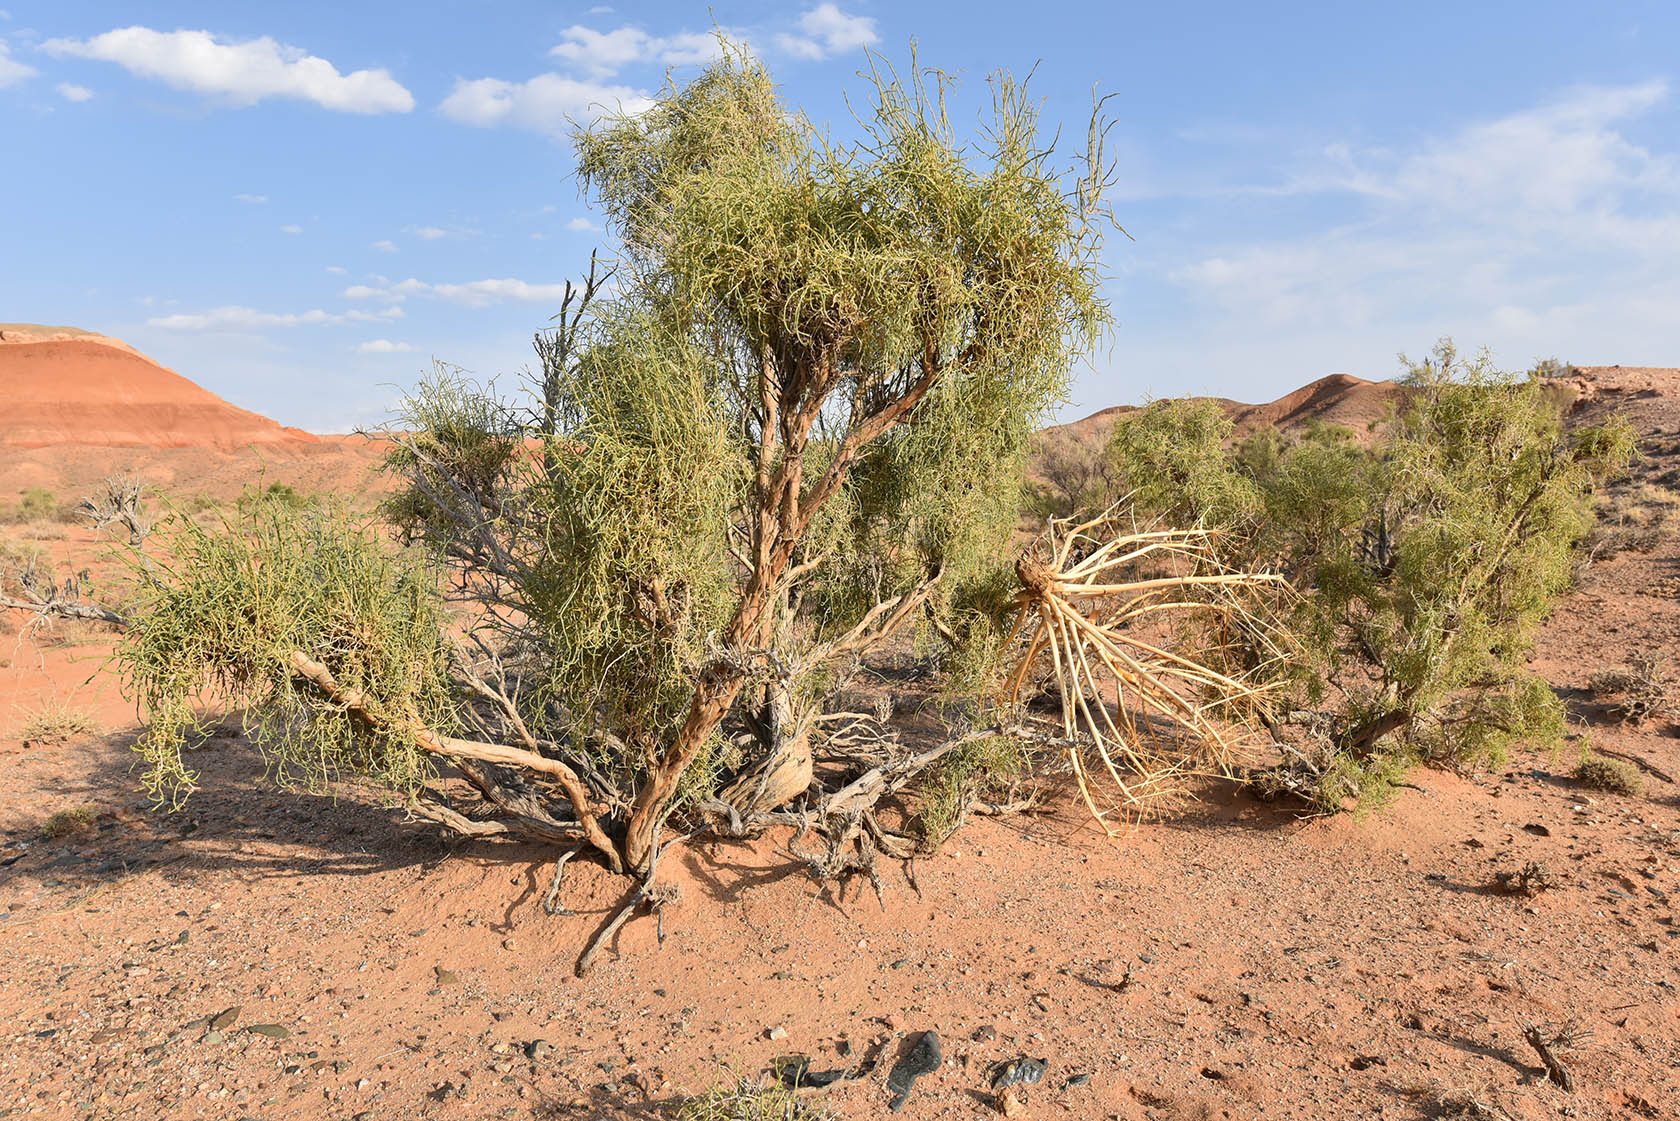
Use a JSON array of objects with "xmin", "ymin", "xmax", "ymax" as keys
[{"xmin": 1001, "ymin": 507, "xmax": 1289, "ymax": 831}]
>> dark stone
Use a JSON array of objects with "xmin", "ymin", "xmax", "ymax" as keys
[
  {"xmin": 209, "ymin": 1006, "xmax": 240, "ymax": 1030},
  {"xmin": 989, "ymin": 1056, "xmax": 1047, "ymax": 1093},
  {"xmin": 245, "ymin": 1024, "xmax": 290, "ymax": 1040},
  {"xmin": 886, "ymin": 1031, "xmax": 942, "ymax": 1112}
]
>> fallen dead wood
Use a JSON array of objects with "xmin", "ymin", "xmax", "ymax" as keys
[
  {"xmin": 1521, "ymin": 1022, "xmax": 1578, "ymax": 1090},
  {"xmin": 1001, "ymin": 508, "xmax": 1289, "ymax": 830}
]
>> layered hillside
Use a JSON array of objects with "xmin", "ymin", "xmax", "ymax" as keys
[{"xmin": 0, "ymin": 324, "xmax": 315, "ymax": 451}]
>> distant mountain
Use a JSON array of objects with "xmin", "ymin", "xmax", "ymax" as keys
[{"xmin": 0, "ymin": 324, "xmax": 315, "ymax": 451}]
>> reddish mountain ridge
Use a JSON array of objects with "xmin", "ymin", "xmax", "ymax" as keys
[
  {"xmin": 1041, "ymin": 372, "xmax": 1406, "ymax": 461},
  {"xmin": 0, "ymin": 324, "xmax": 315, "ymax": 451}
]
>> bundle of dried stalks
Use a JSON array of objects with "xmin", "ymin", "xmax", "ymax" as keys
[{"xmin": 1002, "ymin": 507, "xmax": 1288, "ymax": 830}]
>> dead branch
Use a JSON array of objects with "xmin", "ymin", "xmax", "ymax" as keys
[
  {"xmin": 1521, "ymin": 1022, "xmax": 1576, "ymax": 1091},
  {"xmin": 1001, "ymin": 507, "xmax": 1289, "ymax": 830},
  {"xmin": 77, "ymin": 474, "xmax": 151, "ymax": 545},
  {"xmin": 543, "ymin": 842, "xmax": 585, "ymax": 916},
  {"xmin": 286, "ymin": 649, "xmax": 622, "ymax": 871},
  {"xmin": 576, "ymin": 822, "xmax": 675, "ymax": 977}
]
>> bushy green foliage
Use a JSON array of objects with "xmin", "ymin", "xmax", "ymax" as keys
[
  {"xmin": 915, "ymin": 733, "xmax": 1030, "ymax": 844},
  {"xmin": 120, "ymin": 498, "xmax": 455, "ymax": 807},
  {"xmin": 1108, "ymin": 340, "xmax": 1635, "ymax": 810}
]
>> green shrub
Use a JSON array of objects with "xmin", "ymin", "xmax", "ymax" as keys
[
  {"xmin": 9, "ymin": 488, "xmax": 57, "ymax": 523},
  {"xmin": 1574, "ymin": 756, "xmax": 1643, "ymax": 796},
  {"xmin": 1109, "ymin": 339, "xmax": 1635, "ymax": 811},
  {"xmin": 915, "ymin": 734, "xmax": 1031, "ymax": 844},
  {"xmin": 237, "ymin": 482, "xmax": 313, "ymax": 514}
]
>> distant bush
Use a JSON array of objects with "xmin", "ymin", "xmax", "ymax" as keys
[
  {"xmin": 237, "ymin": 482, "xmax": 314, "ymax": 514},
  {"xmin": 2, "ymin": 488, "xmax": 58, "ymax": 524},
  {"xmin": 1574, "ymin": 755, "xmax": 1643, "ymax": 797},
  {"xmin": 1109, "ymin": 339, "xmax": 1635, "ymax": 811},
  {"xmin": 41, "ymin": 804, "xmax": 98, "ymax": 839}
]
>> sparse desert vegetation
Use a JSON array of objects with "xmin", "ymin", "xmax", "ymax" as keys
[{"xmin": 2, "ymin": 34, "xmax": 1680, "ymax": 1121}]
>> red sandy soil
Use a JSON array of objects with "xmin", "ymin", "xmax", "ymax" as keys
[{"xmin": 0, "ymin": 362, "xmax": 1676, "ymax": 1120}]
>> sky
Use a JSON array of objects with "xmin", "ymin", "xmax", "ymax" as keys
[{"xmin": 2, "ymin": 2, "xmax": 1678, "ymax": 432}]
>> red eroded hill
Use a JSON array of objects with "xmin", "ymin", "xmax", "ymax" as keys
[{"xmin": 0, "ymin": 329, "xmax": 314, "ymax": 451}]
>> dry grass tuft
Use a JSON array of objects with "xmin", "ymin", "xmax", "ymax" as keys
[
  {"xmin": 1587, "ymin": 652, "xmax": 1674, "ymax": 726},
  {"xmin": 15, "ymin": 700, "xmax": 98, "ymax": 744},
  {"xmin": 1387, "ymin": 1080, "xmax": 1515, "ymax": 1120},
  {"xmin": 1574, "ymin": 756, "xmax": 1644, "ymax": 796},
  {"xmin": 41, "ymin": 804, "xmax": 97, "ymax": 839},
  {"xmin": 676, "ymin": 1069, "xmax": 832, "ymax": 1121},
  {"xmin": 1492, "ymin": 861, "xmax": 1556, "ymax": 896}
]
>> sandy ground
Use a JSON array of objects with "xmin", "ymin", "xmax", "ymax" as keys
[{"xmin": 0, "ymin": 368, "xmax": 1676, "ymax": 1121}]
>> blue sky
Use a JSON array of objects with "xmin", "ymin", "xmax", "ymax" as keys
[{"xmin": 2, "ymin": 2, "xmax": 1677, "ymax": 431}]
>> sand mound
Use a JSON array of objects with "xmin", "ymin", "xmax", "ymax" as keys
[{"xmin": 0, "ymin": 328, "xmax": 314, "ymax": 451}]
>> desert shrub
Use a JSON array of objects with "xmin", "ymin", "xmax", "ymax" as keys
[
  {"xmin": 1573, "ymin": 755, "xmax": 1643, "ymax": 796},
  {"xmin": 119, "ymin": 46, "xmax": 1118, "ymax": 874},
  {"xmin": 15, "ymin": 700, "xmax": 97, "ymax": 744},
  {"xmin": 678, "ymin": 1070, "xmax": 832, "ymax": 1121},
  {"xmin": 41, "ymin": 804, "xmax": 97, "ymax": 839},
  {"xmin": 915, "ymin": 733, "xmax": 1031, "ymax": 844},
  {"xmin": 8, "ymin": 488, "xmax": 57, "ymax": 524},
  {"xmin": 1025, "ymin": 437, "xmax": 1119, "ymax": 519},
  {"xmin": 1110, "ymin": 339, "xmax": 1635, "ymax": 811},
  {"xmin": 237, "ymin": 482, "xmax": 314, "ymax": 513}
]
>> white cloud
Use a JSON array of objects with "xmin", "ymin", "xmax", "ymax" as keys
[
  {"xmin": 324, "ymin": 265, "xmax": 347, "ymax": 275},
  {"xmin": 1132, "ymin": 80, "xmax": 1680, "ymax": 406},
  {"xmin": 776, "ymin": 4, "xmax": 877, "ymax": 61},
  {"xmin": 565, "ymin": 216, "xmax": 599, "ymax": 232},
  {"xmin": 357, "ymin": 338, "xmax": 417, "ymax": 354},
  {"xmin": 430, "ymin": 278, "xmax": 573, "ymax": 307},
  {"xmin": 342, "ymin": 275, "xmax": 574, "ymax": 308},
  {"xmin": 280, "ymin": 223, "xmax": 302, "ymax": 234},
  {"xmin": 548, "ymin": 25, "xmax": 724, "ymax": 78},
  {"xmin": 439, "ymin": 73, "xmax": 650, "ymax": 134},
  {"xmin": 148, "ymin": 304, "xmax": 404, "ymax": 330},
  {"xmin": 344, "ymin": 277, "xmax": 429, "ymax": 302},
  {"xmin": 43, "ymin": 27, "xmax": 414, "ymax": 113},
  {"xmin": 371, "ymin": 239, "xmax": 398, "ymax": 252},
  {"xmin": 0, "ymin": 39, "xmax": 35, "ymax": 88},
  {"xmin": 234, "ymin": 192, "xmax": 268, "ymax": 204},
  {"xmin": 56, "ymin": 82, "xmax": 94, "ymax": 102},
  {"xmin": 413, "ymin": 226, "xmax": 447, "ymax": 239}
]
